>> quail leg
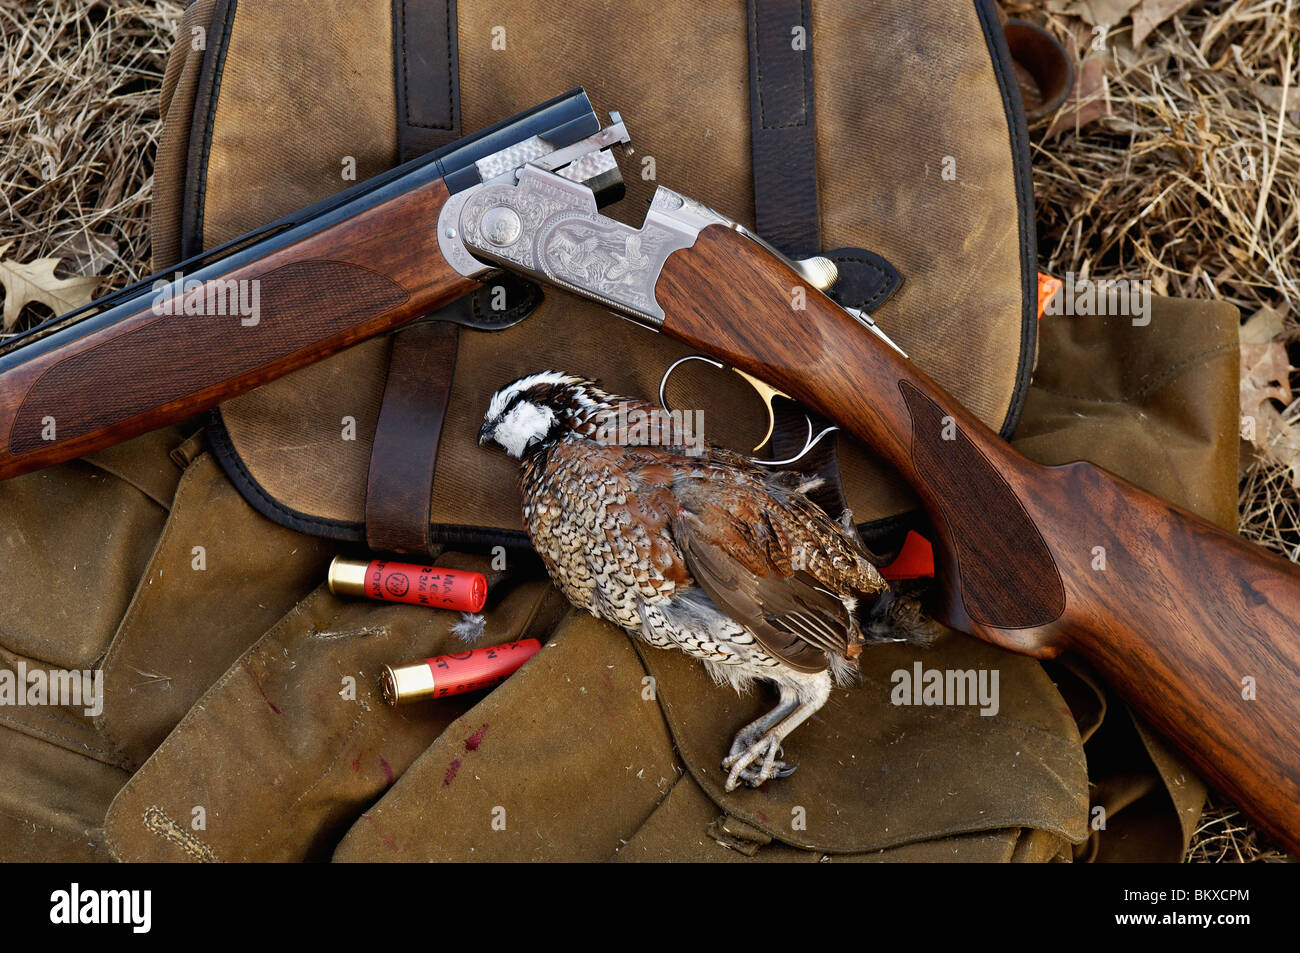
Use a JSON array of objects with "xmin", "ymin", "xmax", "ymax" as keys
[
  {"xmin": 723, "ymin": 705, "xmax": 818, "ymax": 791},
  {"xmin": 724, "ymin": 695, "xmax": 799, "ymax": 787},
  {"xmin": 723, "ymin": 674, "xmax": 831, "ymax": 791},
  {"xmin": 727, "ymin": 697, "xmax": 797, "ymax": 759}
]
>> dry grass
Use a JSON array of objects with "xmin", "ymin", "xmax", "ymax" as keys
[
  {"xmin": 0, "ymin": 0, "xmax": 181, "ymax": 337},
  {"xmin": 1187, "ymin": 792, "xmax": 1293, "ymax": 862},
  {"xmin": 1016, "ymin": 0, "xmax": 1299, "ymax": 312},
  {"xmin": 0, "ymin": 0, "xmax": 1294, "ymax": 862},
  {"xmin": 1015, "ymin": 0, "xmax": 1300, "ymax": 554}
]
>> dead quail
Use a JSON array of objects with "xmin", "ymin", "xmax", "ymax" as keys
[{"xmin": 479, "ymin": 371, "xmax": 933, "ymax": 791}]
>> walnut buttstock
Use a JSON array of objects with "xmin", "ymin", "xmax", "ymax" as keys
[
  {"xmin": 0, "ymin": 178, "xmax": 476, "ymax": 481},
  {"xmin": 656, "ymin": 225, "xmax": 1300, "ymax": 855}
]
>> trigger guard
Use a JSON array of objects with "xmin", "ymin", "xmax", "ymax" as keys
[
  {"xmin": 659, "ymin": 354, "xmax": 824, "ymax": 459},
  {"xmin": 657, "ymin": 354, "xmax": 725, "ymax": 412}
]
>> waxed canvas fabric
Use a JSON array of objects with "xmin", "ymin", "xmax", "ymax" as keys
[
  {"xmin": 149, "ymin": 0, "xmax": 219, "ymax": 272},
  {"xmin": 328, "ymin": 611, "xmax": 1087, "ymax": 861},
  {"xmin": 325, "ymin": 296, "xmax": 1237, "ymax": 862},
  {"xmin": 165, "ymin": 0, "xmax": 1036, "ymax": 542},
  {"xmin": 0, "ymin": 0, "xmax": 1242, "ymax": 863},
  {"xmin": 0, "ymin": 287, "xmax": 1230, "ymax": 864},
  {"xmin": 103, "ymin": 572, "xmax": 570, "ymax": 861}
]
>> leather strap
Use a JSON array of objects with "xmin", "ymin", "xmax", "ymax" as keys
[
  {"xmin": 393, "ymin": 0, "xmax": 461, "ymax": 157},
  {"xmin": 746, "ymin": 0, "xmax": 903, "ymax": 310},
  {"xmin": 745, "ymin": 0, "xmax": 910, "ymax": 532},
  {"xmin": 370, "ymin": 2, "xmax": 544, "ymax": 555},
  {"xmin": 746, "ymin": 0, "xmax": 892, "ymax": 521},
  {"xmin": 747, "ymin": 0, "xmax": 820, "ymax": 258},
  {"xmin": 365, "ymin": 0, "xmax": 466, "ymax": 557},
  {"xmin": 365, "ymin": 320, "xmax": 459, "ymax": 555}
]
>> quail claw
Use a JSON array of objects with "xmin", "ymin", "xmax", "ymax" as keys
[{"xmin": 723, "ymin": 731, "xmax": 796, "ymax": 791}]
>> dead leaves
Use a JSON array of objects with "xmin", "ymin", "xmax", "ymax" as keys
[
  {"xmin": 0, "ymin": 240, "xmax": 101, "ymax": 329},
  {"xmin": 1241, "ymin": 306, "xmax": 1291, "ymax": 410},
  {"xmin": 1, "ymin": 4, "xmax": 167, "ymax": 327},
  {"xmin": 1046, "ymin": 56, "xmax": 1110, "ymax": 136},
  {"xmin": 1039, "ymin": 0, "xmax": 1207, "ymax": 135},
  {"xmin": 1239, "ymin": 306, "xmax": 1300, "ymax": 490},
  {"xmin": 1131, "ymin": 0, "xmax": 1198, "ymax": 46},
  {"xmin": 1045, "ymin": 0, "xmax": 1200, "ymax": 43},
  {"xmin": 1045, "ymin": 0, "xmax": 1142, "ymax": 29}
]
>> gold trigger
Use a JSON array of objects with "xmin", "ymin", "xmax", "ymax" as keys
[{"xmin": 731, "ymin": 369, "xmax": 790, "ymax": 452}]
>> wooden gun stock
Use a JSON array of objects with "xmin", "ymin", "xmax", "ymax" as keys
[
  {"xmin": 0, "ymin": 179, "xmax": 476, "ymax": 481},
  {"xmin": 656, "ymin": 225, "xmax": 1300, "ymax": 855}
]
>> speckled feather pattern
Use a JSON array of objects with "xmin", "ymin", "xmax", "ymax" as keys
[{"xmin": 514, "ymin": 393, "xmax": 888, "ymax": 690}]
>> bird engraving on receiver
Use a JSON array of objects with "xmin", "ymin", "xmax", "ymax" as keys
[{"xmin": 480, "ymin": 371, "xmax": 936, "ymax": 791}]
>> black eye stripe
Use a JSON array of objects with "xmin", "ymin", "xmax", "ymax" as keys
[
  {"xmin": 493, "ymin": 379, "xmax": 581, "ymax": 422},
  {"xmin": 495, "ymin": 392, "xmax": 528, "ymax": 420}
]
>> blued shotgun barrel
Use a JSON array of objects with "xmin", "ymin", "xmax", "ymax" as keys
[
  {"xmin": 0, "ymin": 89, "xmax": 603, "ymax": 480},
  {"xmin": 655, "ymin": 224, "xmax": 1300, "ymax": 855}
]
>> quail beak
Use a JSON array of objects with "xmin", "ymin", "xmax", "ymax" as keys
[{"xmin": 477, "ymin": 421, "xmax": 493, "ymax": 447}]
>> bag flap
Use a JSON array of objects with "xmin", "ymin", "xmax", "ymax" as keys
[{"xmin": 332, "ymin": 610, "xmax": 1088, "ymax": 859}]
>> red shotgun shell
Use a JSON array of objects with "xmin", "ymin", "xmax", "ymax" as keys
[
  {"xmin": 381, "ymin": 638, "xmax": 543, "ymax": 704},
  {"xmin": 328, "ymin": 556, "xmax": 487, "ymax": 612}
]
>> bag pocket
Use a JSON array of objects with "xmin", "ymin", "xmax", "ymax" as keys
[
  {"xmin": 103, "ymin": 572, "xmax": 567, "ymax": 861},
  {"xmin": 332, "ymin": 609, "xmax": 1088, "ymax": 861},
  {"xmin": 0, "ymin": 428, "xmax": 183, "ymax": 859}
]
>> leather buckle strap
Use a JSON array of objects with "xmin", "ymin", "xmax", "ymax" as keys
[
  {"xmin": 366, "ymin": 2, "xmax": 544, "ymax": 555},
  {"xmin": 393, "ymin": 0, "xmax": 461, "ymax": 157},
  {"xmin": 365, "ymin": 320, "xmax": 459, "ymax": 556},
  {"xmin": 364, "ymin": 0, "xmax": 465, "ymax": 557}
]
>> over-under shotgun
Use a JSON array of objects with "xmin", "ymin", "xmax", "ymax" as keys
[{"xmin": 2, "ymin": 91, "xmax": 1298, "ymax": 853}]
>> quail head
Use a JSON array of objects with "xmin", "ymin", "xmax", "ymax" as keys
[{"xmin": 479, "ymin": 371, "xmax": 935, "ymax": 791}]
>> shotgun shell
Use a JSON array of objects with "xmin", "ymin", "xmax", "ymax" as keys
[
  {"xmin": 327, "ymin": 556, "xmax": 487, "ymax": 612},
  {"xmin": 381, "ymin": 638, "xmax": 543, "ymax": 704}
]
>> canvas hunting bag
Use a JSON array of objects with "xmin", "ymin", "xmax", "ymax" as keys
[
  {"xmin": 132, "ymin": 0, "xmax": 1093, "ymax": 862},
  {"xmin": 151, "ymin": 0, "xmax": 1041, "ymax": 560},
  {"xmin": 0, "ymin": 0, "xmax": 1242, "ymax": 862},
  {"xmin": 0, "ymin": 298, "xmax": 1238, "ymax": 862}
]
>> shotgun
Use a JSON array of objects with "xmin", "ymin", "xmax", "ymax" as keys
[{"xmin": 2, "ymin": 91, "xmax": 1298, "ymax": 853}]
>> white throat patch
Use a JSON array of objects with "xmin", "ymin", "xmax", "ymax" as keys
[{"xmin": 495, "ymin": 401, "xmax": 557, "ymax": 458}]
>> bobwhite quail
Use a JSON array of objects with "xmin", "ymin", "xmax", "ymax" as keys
[{"xmin": 479, "ymin": 371, "xmax": 932, "ymax": 790}]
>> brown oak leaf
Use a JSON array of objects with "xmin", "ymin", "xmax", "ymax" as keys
[
  {"xmin": 0, "ymin": 240, "xmax": 101, "ymax": 329},
  {"xmin": 1044, "ymin": 0, "xmax": 1142, "ymax": 28},
  {"xmin": 1239, "ymin": 307, "xmax": 1300, "ymax": 488},
  {"xmin": 1131, "ymin": 0, "xmax": 1198, "ymax": 47}
]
